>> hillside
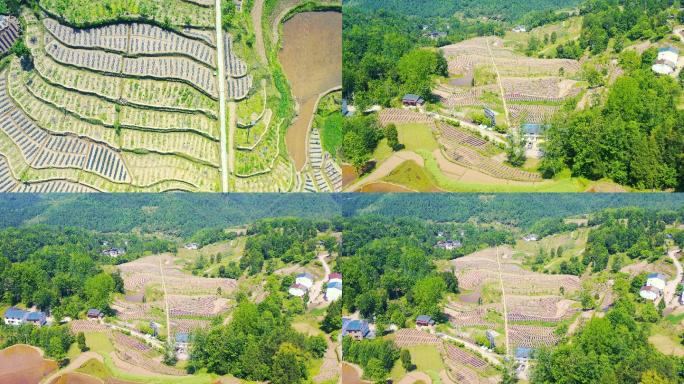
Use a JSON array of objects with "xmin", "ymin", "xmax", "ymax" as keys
[
  {"xmin": 344, "ymin": 0, "xmax": 580, "ymax": 21},
  {"xmin": 3, "ymin": 194, "xmax": 684, "ymax": 234}
]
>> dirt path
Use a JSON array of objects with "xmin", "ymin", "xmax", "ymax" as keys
[
  {"xmin": 344, "ymin": 151, "xmax": 424, "ymax": 191},
  {"xmin": 496, "ymin": 246, "xmax": 510, "ymax": 357},
  {"xmin": 41, "ymin": 352, "xmax": 103, "ymax": 384},
  {"xmin": 308, "ymin": 252, "xmax": 331, "ymax": 306},
  {"xmin": 251, "ymin": 0, "xmax": 268, "ymax": 65},
  {"xmin": 485, "ymin": 37, "xmax": 510, "ymax": 128},
  {"xmin": 215, "ymin": 0, "xmax": 229, "ymax": 191},
  {"xmin": 664, "ymin": 248, "xmax": 682, "ymax": 307},
  {"xmin": 159, "ymin": 258, "xmax": 171, "ymax": 343},
  {"xmin": 435, "ymin": 332, "xmax": 502, "ymax": 367},
  {"xmin": 397, "ymin": 371, "xmax": 432, "ymax": 384}
]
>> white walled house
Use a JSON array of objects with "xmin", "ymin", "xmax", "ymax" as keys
[
  {"xmin": 289, "ymin": 283, "xmax": 308, "ymax": 297},
  {"xmin": 652, "ymin": 47, "xmax": 679, "ymax": 75},
  {"xmin": 646, "ymin": 273, "xmax": 667, "ymax": 291},
  {"xmin": 326, "ymin": 281, "xmax": 342, "ymax": 301},
  {"xmin": 640, "ymin": 285, "xmax": 661, "ymax": 301},
  {"xmin": 296, "ymin": 273, "xmax": 315, "ymax": 289}
]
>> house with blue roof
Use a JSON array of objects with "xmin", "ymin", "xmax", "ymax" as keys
[
  {"xmin": 3, "ymin": 307, "xmax": 46, "ymax": 326},
  {"xmin": 515, "ymin": 347, "xmax": 535, "ymax": 361},
  {"xmin": 342, "ymin": 318, "xmax": 372, "ymax": 340}
]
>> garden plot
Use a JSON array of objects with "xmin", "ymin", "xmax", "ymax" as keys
[
  {"xmin": 499, "ymin": 77, "xmax": 581, "ymax": 102},
  {"xmin": 1, "ymin": 72, "xmax": 131, "ymax": 183},
  {"xmin": 111, "ymin": 299, "xmax": 152, "ymax": 321},
  {"xmin": 445, "ymin": 303, "xmax": 500, "ymax": 328},
  {"xmin": 446, "ymin": 145, "xmax": 541, "ymax": 182},
  {"xmin": 14, "ymin": 70, "xmax": 218, "ymax": 165},
  {"xmin": 436, "ymin": 121, "xmax": 498, "ymax": 153},
  {"xmin": 442, "ymin": 37, "xmax": 580, "ymax": 77},
  {"xmin": 69, "ymin": 320, "xmax": 110, "ymax": 333},
  {"xmin": 302, "ymin": 128, "xmax": 342, "ymax": 192},
  {"xmin": 393, "ymin": 329, "xmax": 441, "ymax": 347},
  {"xmin": 122, "ymin": 152, "xmax": 219, "ymax": 191},
  {"xmin": 442, "ymin": 343, "xmax": 488, "ymax": 370},
  {"xmin": 452, "ymin": 247, "xmax": 581, "ymax": 296},
  {"xmin": 43, "ymin": 19, "xmax": 217, "ymax": 67},
  {"xmin": 232, "ymin": 157, "xmax": 294, "ymax": 192},
  {"xmin": 43, "ymin": 18, "xmax": 129, "ymax": 52},
  {"xmin": 224, "ymin": 33, "xmax": 247, "ymax": 78},
  {"xmin": 113, "ymin": 341, "xmax": 185, "ymax": 376},
  {"xmin": 234, "ymin": 119, "xmax": 281, "ymax": 176},
  {"xmin": 113, "ymin": 331, "xmax": 151, "ymax": 353},
  {"xmin": 235, "ymin": 109, "xmax": 273, "ymax": 149},
  {"xmin": 509, "ymin": 325, "xmax": 559, "ymax": 348},
  {"xmin": 507, "ymin": 295, "xmax": 577, "ymax": 323},
  {"xmin": 378, "ymin": 108, "xmax": 432, "ymax": 126},
  {"xmin": 45, "ymin": 35, "xmax": 123, "ymax": 72},
  {"xmin": 169, "ymin": 319, "xmax": 211, "ymax": 333},
  {"xmin": 226, "ymin": 75, "xmax": 253, "ymax": 101},
  {"xmin": 164, "ymin": 295, "xmax": 230, "ymax": 317},
  {"xmin": 0, "ymin": 155, "xmax": 18, "ymax": 192},
  {"xmin": 43, "ymin": 35, "xmax": 218, "ymax": 97},
  {"xmin": 509, "ymin": 104, "xmax": 561, "ymax": 124},
  {"xmin": 39, "ymin": 0, "xmax": 215, "ymax": 28},
  {"xmin": 118, "ymin": 254, "xmax": 237, "ymax": 296}
]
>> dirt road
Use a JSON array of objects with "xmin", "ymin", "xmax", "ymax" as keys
[
  {"xmin": 435, "ymin": 332, "xmax": 502, "ymax": 367},
  {"xmin": 495, "ymin": 246, "xmax": 510, "ymax": 357},
  {"xmin": 215, "ymin": 0, "xmax": 229, "ymax": 191},
  {"xmin": 664, "ymin": 248, "xmax": 683, "ymax": 307},
  {"xmin": 159, "ymin": 258, "xmax": 171, "ymax": 343},
  {"xmin": 485, "ymin": 37, "xmax": 510, "ymax": 128},
  {"xmin": 41, "ymin": 352, "xmax": 103, "ymax": 384},
  {"xmin": 251, "ymin": 0, "xmax": 268, "ymax": 64},
  {"xmin": 344, "ymin": 151, "xmax": 424, "ymax": 191}
]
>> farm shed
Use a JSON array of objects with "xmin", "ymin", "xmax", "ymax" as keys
[
  {"xmin": 416, "ymin": 315, "xmax": 435, "ymax": 327},
  {"xmin": 402, "ymin": 94, "xmax": 425, "ymax": 107}
]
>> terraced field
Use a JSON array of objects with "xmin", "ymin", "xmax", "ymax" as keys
[
  {"xmin": 0, "ymin": 7, "xmax": 295, "ymax": 191},
  {"xmin": 440, "ymin": 36, "xmax": 584, "ymax": 127}
]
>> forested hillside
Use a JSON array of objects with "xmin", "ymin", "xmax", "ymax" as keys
[
  {"xmin": 343, "ymin": 0, "xmax": 580, "ymax": 21},
  {"xmin": 0, "ymin": 194, "xmax": 343, "ymax": 236},
  {"xmin": 2, "ymin": 194, "xmax": 684, "ymax": 233}
]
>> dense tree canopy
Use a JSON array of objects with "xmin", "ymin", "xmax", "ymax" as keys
[{"xmin": 540, "ymin": 55, "xmax": 684, "ymax": 190}]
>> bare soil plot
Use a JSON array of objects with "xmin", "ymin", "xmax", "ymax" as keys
[
  {"xmin": 0, "ymin": 344, "xmax": 58, "ymax": 384},
  {"xmin": 280, "ymin": 11, "xmax": 342, "ymax": 170}
]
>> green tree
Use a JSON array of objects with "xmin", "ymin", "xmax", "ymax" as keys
[
  {"xmin": 83, "ymin": 273, "xmax": 115, "ymax": 313},
  {"xmin": 271, "ymin": 343, "xmax": 308, "ymax": 384},
  {"xmin": 400, "ymin": 349, "xmax": 415, "ymax": 371},
  {"xmin": 77, "ymin": 332, "xmax": 88, "ymax": 352}
]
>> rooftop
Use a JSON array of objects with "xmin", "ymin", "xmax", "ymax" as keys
[{"xmin": 402, "ymin": 94, "xmax": 423, "ymax": 102}]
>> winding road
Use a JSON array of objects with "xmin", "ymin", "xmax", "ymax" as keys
[{"xmin": 664, "ymin": 248, "xmax": 683, "ymax": 307}]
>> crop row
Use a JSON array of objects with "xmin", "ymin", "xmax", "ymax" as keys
[
  {"xmin": 232, "ymin": 157, "xmax": 294, "ymax": 192},
  {"xmin": 45, "ymin": 36, "xmax": 218, "ymax": 97},
  {"xmin": 15, "ymin": 67, "xmax": 219, "ymax": 165},
  {"xmin": 2, "ymin": 73, "xmax": 130, "ymax": 183}
]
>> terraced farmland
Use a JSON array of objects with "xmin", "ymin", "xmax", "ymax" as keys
[
  {"xmin": 0, "ymin": 7, "xmax": 295, "ymax": 191},
  {"xmin": 440, "ymin": 36, "xmax": 585, "ymax": 127}
]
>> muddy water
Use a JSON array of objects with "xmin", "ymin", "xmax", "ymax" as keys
[
  {"xmin": 280, "ymin": 11, "xmax": 342, "ymax": 170},
  {"xmin": 0, "ymin": 344, "xmax": 58, "ymax": 384}
]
